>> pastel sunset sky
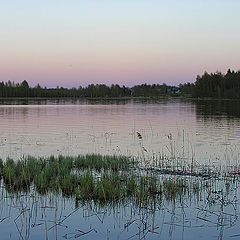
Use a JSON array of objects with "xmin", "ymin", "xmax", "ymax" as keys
[{"xmin": 1, "ymin": 0, "xmax": 240, "ymax": 87}]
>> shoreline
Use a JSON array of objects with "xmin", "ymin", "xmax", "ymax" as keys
[{"xmin": 0, "ymin": 96, "xmax": 240, "ymax": 101}]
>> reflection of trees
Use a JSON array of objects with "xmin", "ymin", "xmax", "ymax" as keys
[
  {"xmin": 194, "ymin": 100, "xmax": 240, "ymax": 119},
  {"xmin": 0, "ymin": 96, "xmax": 175, "ymax": 106},
  {"xmin": 0, "ymin": 106, "xmax": 29, "ymax": 119}
]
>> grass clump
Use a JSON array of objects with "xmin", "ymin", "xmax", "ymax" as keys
[
  {"xmin": 78, "ymin": 171, "xmax": 95, "ymax": 200},
  {"xmin": 94, "ymin": 172, "xmax": 124, "ymax": 201},
  {"xmin": 74, "ymin": 154, "xmax": 133, "ymax": 171},
  {"xmin": 0, "ymin": 155, "xmax": 208, "ymax": 205},
  {"xmin": 163, "ymin": 177, "xmax": 187, "ymax": 200},
  {"xmin": 3, "ymin": 158, "xmax": 31, "ymax": 192},
  {"xmin": 0, "ymin": 155, "xmax": 133, "ymax": 196}
]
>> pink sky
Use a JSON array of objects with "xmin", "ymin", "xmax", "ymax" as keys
[{"xmin": 1, "ymin": 0, "xmax": 240, "ymax": 87}]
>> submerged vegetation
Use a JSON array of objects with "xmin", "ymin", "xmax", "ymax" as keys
[
  {"xmin": 1, "ymin": 155, "xmax": 134, "ymax": 197},
  {"xmin": 0, "ymin": 154, "xmax": 173, "ymax": 203},
  {"xmin": 0, "ymin": 153, "xmax": 240, "ymax": 239},
  {"xmin": 0, "ymin": 153, "xmax": 239, "ymax": 206}
]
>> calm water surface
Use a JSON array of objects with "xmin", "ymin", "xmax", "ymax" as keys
[
  {"xmin": 1, "ymin": 99, "xmax": 240, "ymax": 240},
  {"xmin": 0, "ymin": 99, "xmax": 240, "ymax": 166}
]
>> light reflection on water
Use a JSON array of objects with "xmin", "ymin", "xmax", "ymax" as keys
[
  {"xmin": 0, "ymin": 100, "xmax": 240, "ymax": 167},
  {"xmin": 0, "ymin": 99, "xmax": 240, "ymax": 166},
  {"xmin": 1, "ymin": 99, "xmax": 240, "ymax": 239},
  {"xmin": 0, "ymin": 175, "xmax": 239, "ymax": 240}
]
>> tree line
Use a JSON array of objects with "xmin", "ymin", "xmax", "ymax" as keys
[
  {"xmin": 0, "ymin": 81, "xmax": 180, "ymax": 98},
  {"xmin": 179, "ymin": 69, "xmax": 240, "ymax": 98},
  {"xmin": 1, "ymin": 69, "xmax": 239, "ymax": 98}
]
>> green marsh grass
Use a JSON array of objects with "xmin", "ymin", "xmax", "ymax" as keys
[
  {"xmin": 1, "ymin": 153, "xmax": 240, "ymax": 240},
  {"xmin": 0, "ymin": 153, "xmax": 239, "ymax": 207},
  {"xmin": 0, "ymin": 154, "xmax": 184, "ymax": 204}
]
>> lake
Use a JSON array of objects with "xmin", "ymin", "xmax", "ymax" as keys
[
  {"xmin": 0, "ymin": 98, "xmax": 240, "ymax": 240},
  {"xmin": 1, "ymin": 98, "xmax": 240, "ymax": 166}
]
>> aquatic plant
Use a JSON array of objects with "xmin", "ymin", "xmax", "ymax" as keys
[{"xmin": 0, "ymin": 153, "xmax": 239, "ymax": 207}]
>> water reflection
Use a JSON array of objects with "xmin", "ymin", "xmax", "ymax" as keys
[
  {"xmin": 194, "ymin": 99, "xmax": 240, "ymax": 118},
  {"xmin": 0, "ymin": 98, "xmax": 240, "ymax": 239},
  {"xmin": 0, "ymin": 99, "xmax": 240, "ymax": 167},
  {"xmin": 0, "ymin": 174, "xmax": 239, "ymax": 240},
  {"xmin": 0, "ymin": 97, "xmax": 188, "ymax": 106}
]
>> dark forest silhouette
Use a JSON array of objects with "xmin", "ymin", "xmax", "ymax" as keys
[
  {"xmin": 179, "ymin": 69, "xmax": 240, "ymax": 98},
  {"xmin": 0, "ymin": 81, "xmax": 179, "ymax": 98},
  {"xmin": 0, "ymin": 69, "xmax": 239, "ymax": 98}
]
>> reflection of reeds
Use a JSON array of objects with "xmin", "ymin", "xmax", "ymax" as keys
[
  {"xmin": 1, "ymin": 153, "xmax": 240, "ymax": 203},
  {"xmin": 0, "ymin": 124, "xmax": 239, "ymax": 240},
  {"xmin": 0, "ymin": 155, "xmax": 135, "ymax": 195},
  {"xmin": 0, "ymin": 155, "xmax": 235, "ymax": 211},
  {"xmin": 0, "ymin": 154, "xmax": 205, "ymax": 206},
  {"xmin": 1, "ymin": 156, "xmax": 239, "ymax": 240}
]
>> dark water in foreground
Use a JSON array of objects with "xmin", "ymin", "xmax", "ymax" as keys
[
  {"xmin": 0, "ymin": 175, "xmax": 239, "ymax": 240},
  {"xmin": 0, "ymin": 98, "xmax": 240, "ymax": 239}
]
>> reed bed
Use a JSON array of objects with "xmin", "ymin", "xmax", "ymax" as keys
[
  {"xmin": 0, "ymin": 154, "xmax": 236, "ymax": 207},
  {"xmin": 0, "ymin": 154, "xmax": 133, "ymax": 194},
  {"xmin": 1, "ymin": 153, "xmax": 239, "ymax": 239}
]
